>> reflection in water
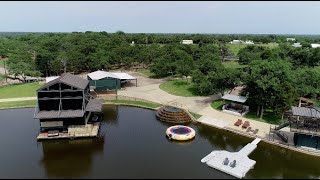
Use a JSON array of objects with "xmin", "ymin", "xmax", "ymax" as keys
[
  {"xmin": 101, "ymin": 104, "xmax": 119, "ymax": 125},
  {"xmin": 40, "ymin": 138, "xmax": 105, "ymax": 178},
  {"xmin": 197, "ymin": 124, "xmax": 248, "ymax": 151}
]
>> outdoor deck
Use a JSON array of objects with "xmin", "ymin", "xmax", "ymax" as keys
[
  {"xmin": 37, "ymin": 122, "xmax": 100, "ymax": 140},
  {"xmin": 201, "ymin": 138, "xmax": 261, "ymax": 179}
]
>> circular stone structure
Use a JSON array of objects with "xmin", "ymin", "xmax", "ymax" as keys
[
  {"xmin": 156, "ymin": 106, "xmax": 192, "ymax": 123},
  {"xmin": 166, "ymin": 125, "xmax": 195, "ymax": 141}
]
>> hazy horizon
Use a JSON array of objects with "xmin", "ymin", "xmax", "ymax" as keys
[{"xmin": 1, "ymin": 1, "xmax": 320, "ymax": 34}]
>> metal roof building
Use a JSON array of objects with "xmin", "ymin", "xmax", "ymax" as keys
[{"xmin": 221, "ymin": 94, "xmax": 248, "ymax": 103}]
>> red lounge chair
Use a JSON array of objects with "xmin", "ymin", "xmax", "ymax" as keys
[
  {"xmin": 234, "ymin": 119, "xmax": 242, "ymax": 126},
  {"xmin": 242, "ymin": 121, "xmax": 250, "ymax": 129}
]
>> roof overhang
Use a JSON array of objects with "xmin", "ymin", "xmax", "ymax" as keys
[{"xmin": 221, "ymin": 94, "xmax": 247, "ymax": 103}]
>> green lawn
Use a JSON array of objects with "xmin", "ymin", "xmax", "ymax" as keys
[
  {"xmin": 189, "ymin": 112, "xmax": 202, "ymax": 120},
  {"xmin": 245, "ymin": 110, "xmax": 282, "ymax": 124},
  {"xmin": 222, "ymin": 61, "xmax": 248, "ymax": 69},
  {"xmin": 0, "ymin": 82, "xmax": 43, "ymax": 99},
  {"xmin": 227, "ymin": 43, "xmax": 279, "ymax": 56},
  {"xmin": 211, "ymin": 99, "xmax": 224, "ymax": 110},
  {"xmin": 137, "ymin": 68, "xmax": 180, "ymax": 79},
  {"xmin": 0, "ymin": 100, "xmax": 36, "ymax": 109},
  {"xmin": 159, "ymin": 79, "xmax": 199, "ymax": 97},
  {"xmin": 108, "ymin": 99, "xmax": 161, "ymax": 109}
]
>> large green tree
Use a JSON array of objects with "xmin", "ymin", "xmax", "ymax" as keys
[
  {"xmin": 242, "ymin": 60, "xmax": 297, "ymax": 119},
  {"xmin": 7, "ymin": 48, "xmax": 41, "ymax": 82}
]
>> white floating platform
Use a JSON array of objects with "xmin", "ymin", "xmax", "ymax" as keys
[{"xmin": 201, "ymin": 138, "xmax": 261, "ymax": 179}]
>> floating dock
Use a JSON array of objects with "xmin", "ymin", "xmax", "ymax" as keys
[
  {"xmin": 201, "ymin": 138, "xmax": 261, "ymax": 179},
  {"xmin": 37, "ymin": 122, "xmax": 100, "ymax": 140}
]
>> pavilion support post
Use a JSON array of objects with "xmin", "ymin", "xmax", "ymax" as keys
[{"xmin": 136, "ymin": 79, "xmax": 137, "ymax": 87}]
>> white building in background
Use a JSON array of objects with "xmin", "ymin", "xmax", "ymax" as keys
[
  {"xmin": 244, "ymin": 40, "xmax": 254, "ymax": 44},
  {"xmin": 230, "ymin": 40, "xmax": 243, "ymax": 44},
  {"xmin": 286, "ymin": 38, "xmax": 296, "ymax": 41},
  {"xmin": 311, "ymin": 44, "xmax": 320, "ymax": 48},
  {"xmin": 181, "ymin": 40, "xmax": 193, "ymax": 44},
  {"xmin": 292, "ymin": 42, "xmax": 302, "ymax": 47},
  {"xmin": 230, "ymin": 40, "xmax": 253, "ymax": 44}
]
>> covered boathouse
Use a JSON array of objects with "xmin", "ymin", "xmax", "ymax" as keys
[
  {"xmin": 34, "ymin": 73, "xmax": 103, "ymax": 140},
  {"xmin": 287, "ymin": 106, "xmax": 320, "ymax": 151}
]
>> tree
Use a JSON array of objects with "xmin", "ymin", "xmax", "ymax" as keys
[
  {"xmin": 7, "ymin": 48, "xmax": 41, "ymax": 82},
  {"xmin": 150, "ymin": 55, "xmax": 176, "ymax": 77},
  {"xmin": 242, "ymin": 60, "xmax": 296, "ymax": 119},
  {"xmin": 273, "ymin": 82, "xmax": 298, "ymax": 119},
  {"xmin": 176, "ymin": 53, "xmax": 194, "ymax": 81},
  {"xmin": 294, "ymin": 67, "xmax": 320, "ymax": 98},
  {"xmin": 208, "ymin": 67, "xmax": 241, "ymax": 96}
]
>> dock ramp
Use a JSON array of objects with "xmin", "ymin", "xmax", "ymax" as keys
[{"xmin": 201, "ymin": 138, "xmax": 261, "ymax": 179}]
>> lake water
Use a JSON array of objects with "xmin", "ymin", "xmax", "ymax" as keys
[{"xmin": 0, "ymin": 105, "xmax": 319, "ymax": 179}]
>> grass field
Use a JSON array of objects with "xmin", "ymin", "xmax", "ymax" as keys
[
  {"xmin": 222, "ymin": 61, "xmax": 248, "ymax": 69},
  {"xmin": 0, "ymin": 82, "xmax": 43, "ymax": 99},
  {"xmin": 245, "ymin": 110, "xmax": 282, "ymax": 124},
  {"xmin": 189, "ymin": 111, "xmax": 202, "ymax": 120},
  {"xmin": 210, "ymin": 99, "xmax": 224, "ymax": 110},
  {"xmin": 108, "ymin": 99, "xmax": 161, "ymax": 109},
  {"xmin": 227, "ymin": 43, "xmax": 279, "ymax": 56},
  {"xmin": 0, "ymin": 100, "xmax": 36, "ymax": 109},
  {"xmin": 159, "ymin": 79, "xmax": 199, "ymax": 97}
]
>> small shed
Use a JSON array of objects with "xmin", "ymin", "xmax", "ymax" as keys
[
  {"xmin": 87, "ymin": 71, "xmax": 121, "ymax": 91},
  {"xmin": 87, "ymin": 70, "xmax": 137, "ymax": 91},
  {"xmin": 221, "ymin": 94, "xmax": 249, "ymax": 116}
]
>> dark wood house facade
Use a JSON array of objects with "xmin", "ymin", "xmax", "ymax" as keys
[
  {"xmin": 286, "ymin": 106, "xmax": 320, "ymax": 150},
  {"xmin": 34, "ymin": 73, "xmax": 103, "ymax": 133}
]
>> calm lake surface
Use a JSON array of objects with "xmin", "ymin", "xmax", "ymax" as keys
[{"xmin": 0, "ymin": 105, "xmax": 319, "ymax": 179}]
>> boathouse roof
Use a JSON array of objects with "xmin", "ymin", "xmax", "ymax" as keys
[
  {"xmin": 291, "ymin": 106, "xmax": 320, "ymax": 118},
  {"xmin": 39, "ymin": 73, "xmax": 89, "ymax": 90},
  {"xmin": 221, "ymin": 94, "xmax": 247, "ymax": 103}
]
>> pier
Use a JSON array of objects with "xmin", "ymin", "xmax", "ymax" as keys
[
  {"xmin": 37, "ymin": 122, "xmax": 100, "ymax": 140},
  {"xmin": 201, "ymin": 138, "xmax": 261, "ymax": 179}
]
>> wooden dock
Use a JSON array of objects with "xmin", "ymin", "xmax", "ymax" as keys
[
  {"xmin": 201, "ymin": 138, "xmax": 261, "ymax": 179},
  {"xmin": 37, "ymin": 122, "xmax": 100, "ymax": 140}
]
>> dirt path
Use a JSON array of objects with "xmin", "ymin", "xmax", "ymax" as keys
[{"xmin": 0, "ymin": 97, "xmax": 37, "ymax": 102}]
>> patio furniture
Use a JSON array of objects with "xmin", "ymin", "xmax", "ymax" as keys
[
  {"xmin": 253, "ymin": 129, "xmax": 259, "ymax": 134},
  {"xmin": 223, "ymin": 157, "xmax": 229, "ymax": 165},
  {"xmin": 230, "ymin": 160, "xmax": 237, "ymax": 168},
  {"xmin": 234, "ymin": 119, "xmax": 242, "ymax": 126},
  {"xmin": 242, "ymin": 121, "xmax": 250, "ymax": 129},
  {"xmin": 246, "ymin": 126, "xmax": 252, "ymax": 132}
]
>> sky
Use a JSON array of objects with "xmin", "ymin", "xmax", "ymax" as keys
[{"xmin": 1, "ymin": 1, "xmax": 320, "ymax": 34}]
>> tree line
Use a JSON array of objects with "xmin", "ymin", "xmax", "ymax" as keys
[{"xmin": 0, "ymin": 31, "xmax": 319, "ymax": 119}]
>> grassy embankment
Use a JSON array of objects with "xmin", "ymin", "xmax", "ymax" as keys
[
  {"xmin": 159, "ymin": 80, "xmax": 199, "ymax": 97},
  {"xmin": 0, "ymin": 82, "xmax": 43, "ymax": 99}
]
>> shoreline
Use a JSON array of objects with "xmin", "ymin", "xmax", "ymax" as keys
[
  {"xmin": 0, "ymin": 103, "xmax": 320, "ymax": 157},
  {"xmin": 198, "ymin": 119, "xmax": 320, "ymax": 157}
]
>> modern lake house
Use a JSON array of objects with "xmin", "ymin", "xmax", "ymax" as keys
[{"xmin": 34, "ymin": 73, "xmax": 103, "ymax": 140}]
